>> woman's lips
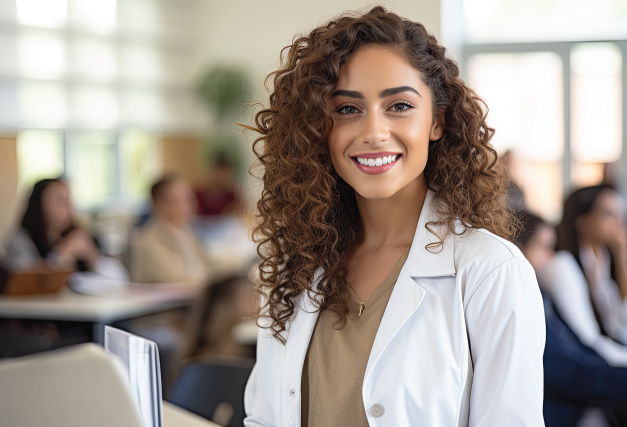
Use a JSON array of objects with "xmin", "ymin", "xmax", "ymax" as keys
[{"xmin": 351, "ymin": 154, "xmax": 401, "ymax": 175}]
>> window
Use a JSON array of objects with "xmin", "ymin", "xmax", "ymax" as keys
[
  {"xmin": 463, "ymin": 0, "xmax": 627, "ymax": 44},
  {"xmin": 16, "ymin": 129, "xmax": 161, "ymax": 210},
  {"xmin": 571, "ymin": 43, "xmax": 623, "ymax": 188},
  {"xmin": 16, "ymin": 130, "xmax": 64, "ymax": 189},
  {"xmin": 461, "ymin": 1, "xmax": 627, "ymax": 220},
  {"xmin": 118, "ymin": 130, "xmax": 161, "ymax": 203},
  {"xmin": 0, "ymin": 0, "xmax": 201, "ymax": 130},
  {"xmin": 466, "ymin": 52, "xmax": 564, "ymax": 220},
  {"xmin": 66, "ymin": 131, "xmax": 116, "ymax": 208}
]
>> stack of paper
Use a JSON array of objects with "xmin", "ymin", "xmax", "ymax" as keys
[{"xmin": 104, "ymin": 326, "xmax": 163, "ymax": 427}]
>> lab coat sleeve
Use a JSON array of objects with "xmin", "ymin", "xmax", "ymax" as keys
[
  {"xmin": 464, "ymin": 256, "xmax": 545, "ymax": 427},
  {"xmin": 244, "ymin": 320, "xmax": 278, "ymax": 427}
]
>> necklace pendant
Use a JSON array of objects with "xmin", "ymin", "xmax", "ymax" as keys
[{"xmin": 358, "ymin": 302, "xmax": 365, "ymax": 317}]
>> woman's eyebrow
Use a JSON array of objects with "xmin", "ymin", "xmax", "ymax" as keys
[
  {"xmin": 331, "ymin": 89, "xmax": 363, "ymax": 99},
  {"xmin": 331, "ymin": 86, "xmax": 422, "ymax": 99},
  {"xmin": 379, "ymin": 86, "xmax": 421, "ymax": 98}
]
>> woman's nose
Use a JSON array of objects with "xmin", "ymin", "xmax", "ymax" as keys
[{"xmin": 358, "ymin": 111, "xmax": 390, "ymax": 145}]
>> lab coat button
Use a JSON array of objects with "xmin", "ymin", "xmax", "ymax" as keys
[
  {"xmin": 370, "ymin": 404, "xmax": 384, "ymax": 417},
  {"xmin": 289, "ymin": 389, "xmax": 296, "ymax": 396}
]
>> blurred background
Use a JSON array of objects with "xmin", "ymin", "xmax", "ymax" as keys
[
  {"xmin": 0, "ymin": 0, "xmax": 627, "ymax": 426},
  {"xmin": 0, "ymin": 0, "xmax": 624, "ymax": 239}
]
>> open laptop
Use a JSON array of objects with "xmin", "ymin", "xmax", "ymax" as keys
[
  {"xmin": 0, "ymin": 328, "xmax": 164, "ymax": 427},
  {"xmin": 0, "ymin": 343, "xmax": 146, "ymax": 427}
]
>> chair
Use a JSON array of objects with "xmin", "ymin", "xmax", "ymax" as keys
[
  {"xmin": 0, "ymin": 343, "xmax": 144, "ymax": 427},
  {"xmin": 168, "ymin": 358, "xmax": 254, "ymax": 427}
]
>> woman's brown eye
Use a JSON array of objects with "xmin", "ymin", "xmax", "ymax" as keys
[
  {"xmin": 338, "ymin": 105, "xmax": 358, "ymax": 114},
  {"xmin": 392, "ymin": 102, "xmax": 411, "ymax": 112}
]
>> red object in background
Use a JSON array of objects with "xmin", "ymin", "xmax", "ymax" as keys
[{"xmin": 194, "ymin": 189, "xmax": 237, "ymax": 216}]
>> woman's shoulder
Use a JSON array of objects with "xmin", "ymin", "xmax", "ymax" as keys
[
  {"xmin": 450, "ymin": 224, "xmax": 533, "ymax": 289},
  {"xmin": 2, "ymin": 228, "xmax": 40, "ymax": 269},
  {"xmin": 4, "ymin": 228, "xmax": 35, "ymax": 251},
  {"xmin": 536, "ymin": 250, "xmax": 583, "ymax": 292},
  {"xmin": 454, "ymin": 225, "xmax": 525, "ymax": 268}
]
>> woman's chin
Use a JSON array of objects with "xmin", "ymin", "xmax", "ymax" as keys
[{"xmin": 354, "ymin": 186, "xmax": 402, "ymax": 201}]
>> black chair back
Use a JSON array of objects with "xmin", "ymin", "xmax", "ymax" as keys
[{"xmin": 168, "ymin": 358, "xmax": 254, "ymax": 426}]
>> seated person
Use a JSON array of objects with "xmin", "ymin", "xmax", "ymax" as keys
[
  {"xmin": 515, "ymin": 210, "xmax": 627, "ymax": 427},
  {"xmin": 3, "ymin": 178, "xmax": 99, "ymax": 272},
  {"xmin": 130, "ymin": 174, "xmax": 211, "ymax": 284},
  {"xmin": 179, "ymin": 275, "xmax": 258, "ymax": 364}
]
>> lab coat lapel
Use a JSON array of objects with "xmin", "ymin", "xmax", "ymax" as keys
[
  {"xmin": 364, "ymin": 189, "xmax": 457, "ymax": 381},
  {"xmin": 364, "ymin": 268, "xmax": 426, "ymax": 380},
  {"xmin": 281, "ymin": 274, "xmax": 322, "ymax": 420}
]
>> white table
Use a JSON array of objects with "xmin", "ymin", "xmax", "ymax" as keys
[
  {"xmin": 0, "ymin": 282, "xmax": 200, "ymax": 343},
  {"xmin": 164, "ymin": 401, "xmax": 221, "ymax": 427}
]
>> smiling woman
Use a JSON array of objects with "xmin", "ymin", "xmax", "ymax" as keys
[{"xmin": 244, "ymin": 6, "xmax": 545, "ymax": 427}]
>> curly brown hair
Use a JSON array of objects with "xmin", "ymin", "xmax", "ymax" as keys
[{"xmin": 248, "ymin": 6, "xmax": 517, "ymax": 342}]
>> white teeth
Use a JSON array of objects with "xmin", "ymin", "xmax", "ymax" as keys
[{"xmin": 355, "ymin": 155, "xmax": 399, "ymax": 167}]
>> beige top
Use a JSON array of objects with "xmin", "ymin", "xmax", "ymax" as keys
[
  {"xmin": 130, "ymin": 218, "xmax": 211, "ymax": 284},
  {"xmin": 301, "ymin": 248, "xmax": 410, "ymax": 427}
]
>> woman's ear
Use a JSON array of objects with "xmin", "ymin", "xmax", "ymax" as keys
[{"xmin": 429, "ymin": 110, "xmax": 445, "ymax": 141}]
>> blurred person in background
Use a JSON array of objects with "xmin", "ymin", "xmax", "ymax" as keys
[
  {"xmin": 3, "ymin": 178, "xmax": 99, "ymax": 272},
  {"xmin": 538, "ymin": 185, "xmax": 627, "ymax": 369},
  {"xmin": 130, "ymin": 174, "xmax": 211, "ymax": 284},
  {"xmin": 179, "ymin": 275, "xmax": 258, "ymax": 365},
  {"xmin": 500, "ymin": 149, "xmax": 526, "ymax": 212},
  {"xmin": 516, "ymin": 210, "xmax": 627, "ymax": 427},
  {"xmin": 0, "ymin": 180, "xmax": 110, "ymax": 356},
  {"xmin": 194, "ymin": 152, "xmax": 241, "ymax": 217},
  {"xmin": 540, "ymin": 185, "xmax": 627, "ymax": 345}
]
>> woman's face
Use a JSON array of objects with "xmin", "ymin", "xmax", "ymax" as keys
[
  {"xmin": 577, "ymin": 189, "xmax": 626, "ymax": 245},
  {"xmin": 41, "ymin": 181, "xmax": 73, "ymax": 233},
  {"xmin": 327, "ymin": 44, "xmax": 443, "ymax": 200},
  {"xmin": 155, "ymin": 179, "xmax": 196, "ymax": 227},
  {"xmin": 522, "ymin": 224, "xmax": 556, "ymax": 271}
]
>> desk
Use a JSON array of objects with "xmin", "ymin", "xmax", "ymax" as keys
[
  {"xmin": 164, "ymin": 401, "xmax": 221, "ymax": 427},
  {"xmin": 0, "ymin": 283, "xmax": 200, "ymax": 343}
]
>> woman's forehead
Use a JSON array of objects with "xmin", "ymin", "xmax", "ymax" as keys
[{"xmin": 335, "ymin": 45, "xmax": 427, "ymax": 94}]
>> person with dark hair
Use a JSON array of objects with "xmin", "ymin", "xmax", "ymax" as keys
[
  {"xmin": 130, "ymin": 174, "xmax": 211, "ymax": 284},
  {"xmin": 3, "ymin": 178, "xmax": 99, "ymax": 271},
  {"xmin": 538, "ymin": 185, "xmax": 627, "ymax": 361},
  {"xmin": 243, "ymin": 7, "xmax": 545, "ymax": 426},
  {"xmin": 515, "ymin": 210, "xmax": 627, "ymax": 427}
]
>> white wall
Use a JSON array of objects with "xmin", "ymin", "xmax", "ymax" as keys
[{"xmin": 195, "ymin": 0, "xmax": 442, "ymax": 100}]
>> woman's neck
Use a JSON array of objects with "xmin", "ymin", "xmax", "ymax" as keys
[{"xmin": 355, "ymin": 176, "xmax": 427, "ymax": 250}]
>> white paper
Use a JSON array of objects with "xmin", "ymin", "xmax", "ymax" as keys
[{"xmin": 104, "ymin": 326, "xmax": 163, "ymax": 427}]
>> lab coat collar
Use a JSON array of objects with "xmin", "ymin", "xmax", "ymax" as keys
[
  {"xmin": 404, "ymin": 188, "xmax": 458, "ymax": 278},
  {"xmin": 364, "ymin": 189, "xmax": 458, "ymax": 382},
  {"xmin": 283, "ymin": 189, "xmax": 460, "ymax": 401},
  {"xmin": 295, "ymin": 187, "xmax": 457, "ymax": 311}
]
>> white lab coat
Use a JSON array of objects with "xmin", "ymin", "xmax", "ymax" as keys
[{"xmin": 244, "ymin": 190, "xmax": 546, "ymax": 426}]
